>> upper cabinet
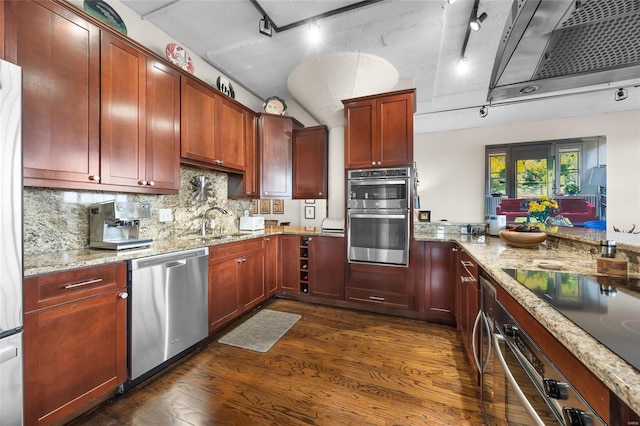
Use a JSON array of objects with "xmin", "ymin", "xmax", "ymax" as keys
[
  {"xmin": 100, "ymin": 33, "xmax": 180, "ymax": 192},
  {"xmin": 4, "ymin": 0, "xmax": 101, "ymax": 187},
  {"xmin": 342, "ymin": 89, "xmax": 416, "ymax": 169},
  {"xmin": 258, "ymin": 113, "xmax": 302, "ymax": 199},
  {"xmin": 293, "ymin": 125, "xmax": 328, "ymax": 199},
  {"xmin": 228, "ymin": 110, "xmax": 258, "ymax": 199},
  {"xmin": 181, "ymin": 76, "xmax": 247, "ymax": 173},
  {"xmin": 4, "ymin": 1, "xmax": 180, "ymax": 194}
]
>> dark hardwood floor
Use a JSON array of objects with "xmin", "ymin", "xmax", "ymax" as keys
[{"xmin": 70, "ymin": 299, "xmax": 485, "ymax": 425}]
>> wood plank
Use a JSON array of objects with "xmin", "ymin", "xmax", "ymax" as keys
[{"xmin": 70, "ymin": 299, "xmax": 485, "ymax": 425}]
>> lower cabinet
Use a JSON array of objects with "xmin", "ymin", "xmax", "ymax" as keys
[
  {"xmin": 279, "ymin": 234, "xmax": 300, "ymax": 293},
  {"xmin": 420, "ymin": 242, "xmax": 457, "ymax": 325},
  {"xmin": 457, "ymin": 249, "xmax": 480, "ymax": 383},
  {"xmin": 264, "ymin": 235, "xmax": 279, "ymax": 296},
  {"xmin": 23, "ymin": 263, "xmax": 127, "ymax": 425},
  {"xmin": 345, "ymin": 262, "xmax": 414, "ymax": 310},
  {"xmin": 208, "ymin": 239, "xmax": 265, "ymax": 333},
  {"xmin": 308, "ymin": 236, "xmax": 345, "ymax": 299}
]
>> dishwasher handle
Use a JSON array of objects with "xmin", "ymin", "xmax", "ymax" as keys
[
  {"xmin": 130, "ymin": 247, "xmax": 208, "ymax": 270},
  {"xmin": 166, "ymin": 260, "xmax": 186, "ymax": 268}
]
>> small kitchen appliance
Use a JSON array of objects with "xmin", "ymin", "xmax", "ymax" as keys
[
  {"xmin": 239, "ymin": 216, "xmax": 265, "ymax": 231},
  {"xmin": 89, "ymin": 201, "xmax": 153, "ymax": 250},
  {"xmin": 488, "ymin": 214, "xmax": 506, "ymax": 236}
]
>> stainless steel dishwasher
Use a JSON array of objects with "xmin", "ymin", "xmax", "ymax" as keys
[{"xmin": 127, "ymin": 247, "xmax": 209, "ymax": 385}]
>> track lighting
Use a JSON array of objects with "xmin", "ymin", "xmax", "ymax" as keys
[
  {"xmin": 447, "ymin": 0, "xmax": 457, "ymax": 4},
  {"xmin": 479, "ymin": 105, "xmax": 488, "ymax": 118},
  {"xmin": 259, "ymin": 16, "xmax": 272, "ymax": 37},
  {"xmin": 615, "ymin": 87, "xmax": 628, "ymax": 101},
  {"xmin": 470, "ymin": 12, "xmax": 487, "ymax": 31}
]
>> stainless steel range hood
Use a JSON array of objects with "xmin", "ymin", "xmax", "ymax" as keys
[{"xmin": 488, "ymin": 0, "xmax": 640, "ymax": 102}]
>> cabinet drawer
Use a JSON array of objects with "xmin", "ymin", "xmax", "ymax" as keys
[
  {"xmin": 25, "ymin": 263, "xmax": 126, "ymax": 313},
  {"xmin": 209, "ymin": 238, "xmax": 263, "ymax": 262},
  {"xmin": 460, "ymin": 251, "xmax": 478, "ymax": 282},
  {"xmin": 346, "ymin": 287, "xmax": 414, "ymax": 310}
]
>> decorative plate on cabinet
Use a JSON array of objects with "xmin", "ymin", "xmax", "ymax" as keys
[
  {"xmin": 165, "ymin": 43, "xmax": 194, "ymax": 74},
  {"xmin": 84, "ymin": 0, "xmax": 127, "ymax": 35},
  {"xmin": 216, "ymin": 76, "xmax": 235, "ymax": 98}
]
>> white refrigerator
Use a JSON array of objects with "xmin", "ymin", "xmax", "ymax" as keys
[{"xmin": 0, "ymin": 59, "xmax": 23, "ymax": 425}]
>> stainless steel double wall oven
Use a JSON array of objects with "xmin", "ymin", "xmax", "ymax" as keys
[{"xmin": 346, "ymin": 166, "xmax": 411, "ymax": 266}]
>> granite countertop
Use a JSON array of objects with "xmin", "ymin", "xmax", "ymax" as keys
[
  {"xmin": 415, "ymin": 230, "xmax": 640, "ymax": 418},
  {"xmin": 25, "ymin": 226, "xmax": 640, "ymax": 416},
  {"xmin": 24, "ymin": 226, "xmax": 343, "ymax": 277}
]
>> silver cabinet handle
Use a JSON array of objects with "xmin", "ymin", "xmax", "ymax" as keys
[
  {"xmin": 369, "ymin": 295, "xmax": 385, "ymax": 301},
  {"xmin": 460, "ymin": 260, "xmax": 477, "ymax": 282},
  {"xmin": 119, "ymin": 292, "xmax": 128, "ymax": 299},
  {"xmin": 493, "ymin": 334, "xmax": 546, "ymax": 426},
  {"xmin": 64, "ymin": 278, "xmax": 103, "ymax": 289}
]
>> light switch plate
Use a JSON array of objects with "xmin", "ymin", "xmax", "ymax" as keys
[{"xmin": 159, "ymin": 208, "xmax": 173, "ymax": 222}]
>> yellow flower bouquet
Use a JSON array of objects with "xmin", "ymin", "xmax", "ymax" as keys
[{"xmin": 528, "ymin": 196, "xmax": 559, "ymax": 224}]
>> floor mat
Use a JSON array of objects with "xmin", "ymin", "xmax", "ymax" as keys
[{"xmin": 217, "ymin": 309, "xmax": 301, "ymax": 352}]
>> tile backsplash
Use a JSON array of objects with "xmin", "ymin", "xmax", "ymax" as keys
[{"xmin": 23, "ymin": 166, "xmax": 251, "ymax": 255}]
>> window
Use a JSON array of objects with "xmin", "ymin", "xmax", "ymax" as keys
[
  {"xmin": 559, "ymin": 147, "xmax": 581, "ymax": 193},
  {"xmin": 516, "ymin": 158, "xmax": 548, "ymax": 197},
  {"xmin": 489, "ymin": 152, "xmax": 506, "ymax": 195}
]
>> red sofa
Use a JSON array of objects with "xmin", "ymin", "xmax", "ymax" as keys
[{"xmin": 496, "ymin": 197, "xmax": 597, "ymax": 226}]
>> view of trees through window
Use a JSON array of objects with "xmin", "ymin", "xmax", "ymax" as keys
[{"xmin": 487, "ymin": 144, "xmax": 583, "ymax": 198}]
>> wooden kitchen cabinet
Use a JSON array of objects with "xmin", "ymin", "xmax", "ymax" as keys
[
  {"xmin": 100, "ymin": 33, "xmax": 180, "ymax": 193},
  {"xmin": 457, "ymin": 248, "xmax": 480, "ymax": 383},
  {"xmin": 308, "ymin": 236, "xmax": 345, "ymax": 299},
  {"xmin": 345, "ymin": 263, "xmax": 415, "ymax": 311},
  {"xmin": 258, "ymin": 113, "xmax": 303, "ymax": 198},
  {"xmin": 419, "ymin": 242, "xmax": 457, "ymax": 325},
  {"xmin": 342, "ymin": 89, "xmax": 416, "ymax": 169},
  {"xmin": 181, "ymin": 76, "xmax": 246, "ymax": 173},
  {"xmin": 293, "ymin": 125, "xmax": 328, "ymax": 199},
  {"xmin": 228, "ymin": 109, "xmax": 258, "ymax": 198},
  {"xmin": 23, "ymin": 262, "xmax": 127, "ymax": 426},
  {"xmin": 279, "ymin": 234, "xmax": 301, "ymax": 293},
  {"xmin": 264, "ymin": 235, "xmax": 279, "ymax": 296},
  {"xmin": 4, "ymin": 0, "xmax": 101, "ymax": 188},
  {"xmin": 208, "ymin": 239, "xmax": 265, "ymax": 333}
]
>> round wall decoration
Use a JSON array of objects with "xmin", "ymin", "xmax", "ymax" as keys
[
  {"xmin": 216, "ymin": 76, "xmax": 235, "ymax": 98},
  {"xmin": 263, "ymin": 96, "xmax": 287, "ymax": 115},
  {"xmin": 84, "ymin": 0, "xmax": 127, "ymax": 35},
  {"xmin": 165, "ymin": 43, "xmax": 194, "ymax": 74}
]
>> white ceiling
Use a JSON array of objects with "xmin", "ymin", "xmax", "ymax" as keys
[{"xmin": 121, "ymin": 0, "xmax": 640, "ymax": 131}]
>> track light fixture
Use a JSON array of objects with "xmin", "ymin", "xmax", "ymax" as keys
[
  {"xmin": 615, "ymin": 87, "xmax": 628, "ymax": 101},
  {"xmin": 470, "ymin": 12, "xmax": 487, "ymax": 31},
  {"xmin": 447, "ymin": 0, "xmax": 457, "ymax": 4},
  {"xmin": 479, "ymin": 105, "xmax": 488, "ymax": 118},
  {"xmin": 259, "ymin": 16, "xmax": 272, "ymax": 37}
]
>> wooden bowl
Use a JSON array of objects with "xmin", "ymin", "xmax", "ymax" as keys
[{"xmin": 499, "ymin": 229, "xmax": 547, "ymax": 248}]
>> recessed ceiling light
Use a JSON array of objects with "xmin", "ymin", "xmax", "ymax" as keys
[{"xmin": 519, "ymin": 85, "xmax": 539, "ymax": 94}]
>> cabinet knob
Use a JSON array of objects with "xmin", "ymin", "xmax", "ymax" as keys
[
  {"xmin": 318, "ymin": 192, "xmax": 322, "ymax": 196},
  {"xmin": 139, "ymin": 180, "xmax": 147, "ymax": 186},
  {"xmin": 119, "ymin": 292, "xmax": 128, "ymax": 299},
  {"xmin": 89, "ymin": 175, "xmax": 100, "ymax": 182},
  {"xmin": 377, "ymin": 161, "xmax": 382, "ymax": 165},
  {"xmin": 371, "ymin": 161, "xmax": 376, "ymax": 165},
  {"xmin": 308, "ymin": 237, "xmax": 313, "ymax": 241},
  {"xmin": 148, "ymin": 181, "xmax": 155, "ymax": 186}
]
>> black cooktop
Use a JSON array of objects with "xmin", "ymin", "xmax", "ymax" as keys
[{"xmin": 503, "ymin": 268, "xmax": 640, "ymax": 372}]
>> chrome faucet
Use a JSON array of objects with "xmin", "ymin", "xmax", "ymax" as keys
[{"xmin": 201, "ymin": 206, "xmax": 228, "ymax": 236}]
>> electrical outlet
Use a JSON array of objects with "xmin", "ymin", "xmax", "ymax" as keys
[{"xmin": 159, "ymin": 208, "xmax": 173, "ymax": 222}]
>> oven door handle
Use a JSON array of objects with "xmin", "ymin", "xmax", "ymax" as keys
[
  {"xmin": 493, "ymin": 334, "xmax": 546, "ymax": 426},
  {"xmin": 349, "ymin": 180, "xmax": 407, "ymax": 186},
  {"xmin": 349, "ymin": 213, "xmax": 407, "ymax": 219}
]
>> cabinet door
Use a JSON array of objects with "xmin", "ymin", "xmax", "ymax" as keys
[
  {"xmin": 24, "ymin": 289, "xmax": 127, "ymax": 425},
  {"xmin": 227, "ymin": 110, "xmax": 257, "ymax": 198},
  {"xmin": 216, "ymin": 96, "xmax": 246, "ymax": 171},
  {"xmin": 377, "ymin": 92, "xmax": 414, "ymax": 167},
  {"xmin": 279, "ymin": 235, "xmax": 300, "ymax": 293},
  {"xmin": 309, "ymin": 236, "xmax": 344, "ymax": 299},
  {"xmin": 293, "ymin": 125, "xmax": 328, "ymax": 199},
  {"xmin": 100, "ymin": 33, "xmax": 146, "ymax": 188},
  {"xmin": 259, "ymin": 114, "xmax": 293, "ymax": 198},
  {"xmin": 4, "ymin": 0, "xmax": 101, "ymax": 187},
  {"xmin": 423, "ymin": 242, "xmax": 456, "ymax": 325},
  {"xmin": 208, "ymin": 257, "xmax": 239, "ymax": 333},
  {"xmin": 238, "ymin": 249, "xmax": 265, "ymax": 310},
  {"xmin": 145, "ymin": 59, "xmax": 181, "ymax": 191},
  {"xmin": 264, "ymin": 236, "xmax": 278, "ymax": 295},
  {"xmin": 344, "ymin": 99, "xmax": 376, "ymax": 169},
  {"xmin": 181, "ymin": 77, "xmax": 216, "ymax": 164}
]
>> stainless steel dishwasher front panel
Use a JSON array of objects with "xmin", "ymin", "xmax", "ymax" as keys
[{"xmin": 129, "ymin": 248, "xmax": 209, "ymax": 381}]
